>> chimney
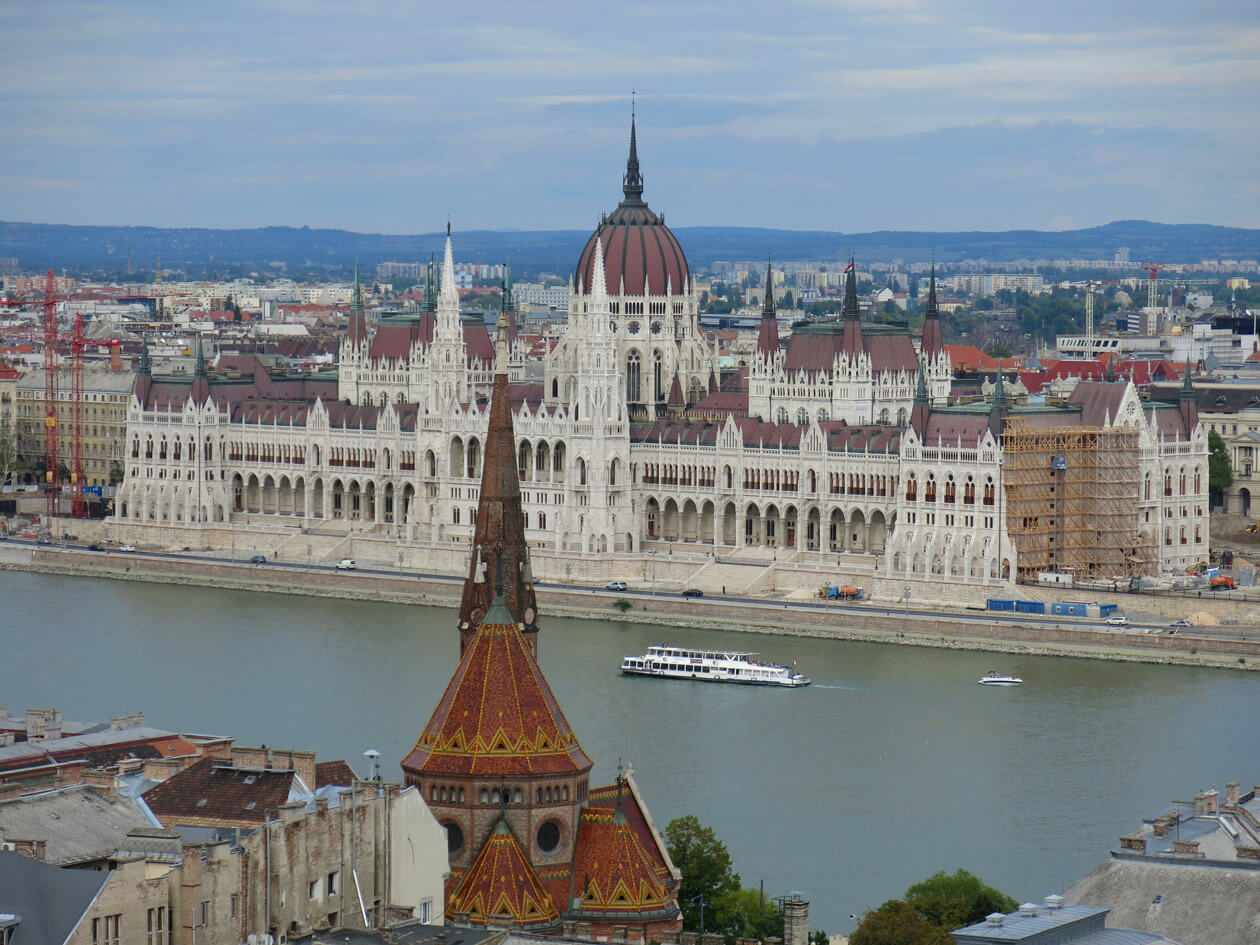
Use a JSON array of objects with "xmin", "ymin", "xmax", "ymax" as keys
[
  {"xmin": 782, "ymin": 894, "xmax": 810, "ymax": 945},
  {"xmin": 1227, "ymin": 782, "xmax": 1240, "ymax": 805},
  {"xmin": 110, "ymin": 343, "xmax": 123, "ymax": 372},
  {"xmin": 986, "ymin": 913, "xmax": 1005, "ymax": 927},
  {"xmin": 1172, "ymin": 839, "xmax": 1201, "ymax": 855},
  {"xmin": 1120, "ymin": 835, "xmax": 1147, "ymax": 853},
  {"xmin": 1018, "ymin": 904, "xmax": 1038, "ymax": 917},
  {"xmin": 1044, "ymin": 895, "xmax": 1063, "ymax": 910},
  {"xmin": 1201, "ymin": 790, "xmax": 1219, "ymax": 815}
]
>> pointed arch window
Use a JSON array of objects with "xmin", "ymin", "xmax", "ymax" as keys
[{"xmin": 627, "ymin": 352, "xmax": 641, "ymax": 402}]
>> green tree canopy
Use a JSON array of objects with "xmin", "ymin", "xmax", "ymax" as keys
[
  {"xmin": 849, "ymin": 900, "xmax": 953, "ymax": 945},
  {"xmin": 1208, "ymin": 429, "xmax": 1233, "ymax": 507},
  {"xmin": 713, "ymin": 887, "xmax": 782, "ymax": 941},
  {"xmin": 904, "ymin": 869, "xmax": 1018, "ymax": 926},
  {"xmin": 664, "ymin": 815, "xmax": 741, "ymax": 932}
]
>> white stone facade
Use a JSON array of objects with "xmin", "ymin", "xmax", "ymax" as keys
[{"xmin": 112, "ymin": 237, "xmax": 1207, "ymax": 591}]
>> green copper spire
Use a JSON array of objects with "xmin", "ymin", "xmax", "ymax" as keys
[
  {"xmin": 914, "ymin": 359, "xmax": 929, "ymax": 405},
  {"xmin": 1180, "ymin": 359, "xmax": 1194, "ymax": 399},
  {"xmin": 352, "ymin": 258, "xmax": 362, "ymax": 312}
]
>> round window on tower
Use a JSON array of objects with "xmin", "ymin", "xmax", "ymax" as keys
[
  {"xmin": 537, "ymin": 820, "xmax": 561, "ymax": 854},
  {"xmin": 444, "ymin": 821, "xmax": 464, "ymax": 854},
  {"xmin": 628, "ymin": 321, "xmax": 641, "ymax": 335},
  {"xmin": 650, "ymin": 322, "xmax": 662, "ymax": 334}
]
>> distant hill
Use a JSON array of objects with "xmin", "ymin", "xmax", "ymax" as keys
[{"xmin": 2, "ymin": 219, "xmax": 1257, "ymax": 277}]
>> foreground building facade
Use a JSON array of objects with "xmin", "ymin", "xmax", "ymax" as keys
[{"xmin": 110, "ymin": 123, "xmax": 1209, "ymax": 592}]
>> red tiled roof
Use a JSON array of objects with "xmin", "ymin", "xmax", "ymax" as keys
[
  {"xmin": 314, "ymin": 760, "xmax": 356, "ymax": 788},
  {"xmin": 923, "ymin": 414, "xmax": 990, "ymax": 447},
  {"xmin": 445, "ymin": 820, "xmax": 560, "ymax": 927},
  {"xmin": 784, "ymin": 325, "xmax": 919, "ymax": 374},
  {"xmin": 570, "ymin": 807, "xmax": 672, "ymax": 919},
  {"xmin": 400, "ymin": 618, "xmax": 592, "ymax": 779},
  {"xmin": 142, "ymin": 757, "xmax": 295, "ymax": 829}
]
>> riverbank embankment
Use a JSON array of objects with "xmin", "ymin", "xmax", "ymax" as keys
[{"xmin": 3, "ymin": 546, "xmax": 1257, "ymax": 672}]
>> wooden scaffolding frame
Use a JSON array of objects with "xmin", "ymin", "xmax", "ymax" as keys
[{"xmin": 1001, "ymin": 419, "xmax": 1153, "ymax": 582}]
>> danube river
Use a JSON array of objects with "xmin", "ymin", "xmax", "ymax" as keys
[{"xmin": 7, "ymin": 569, "xmax": 1257, "ymax": 933}]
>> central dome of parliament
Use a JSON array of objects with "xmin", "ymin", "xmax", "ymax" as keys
[{"xmin": 574, "ymin": 119, "xmax": 690, "ymax": 298}]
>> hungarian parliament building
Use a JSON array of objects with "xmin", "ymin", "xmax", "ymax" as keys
[{"xmin": 111, "ymin": 124, "xmax": 1208, "ymax": 594}]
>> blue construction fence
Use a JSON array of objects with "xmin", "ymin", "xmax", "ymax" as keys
[{"xmin": 986, "ymin": 599, "xmax": 1118, "ymax": 619}]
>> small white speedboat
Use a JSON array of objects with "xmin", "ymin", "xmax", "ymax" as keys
[{"xmin": 979, "ymin": 671, "xmax": 1023, "ymax": 686}]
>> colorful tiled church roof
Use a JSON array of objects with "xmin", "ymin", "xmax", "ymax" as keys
[
  {"xmin": 447, "ymin": 818, "xmax": 560, "ymax": 928},
  {"xmin": 571, "ymin": 801, "xmax": 672, "ymax": 918},
  {"xmin": 400, "ymin": 601, "xmax": 592, "ymax": 778}
]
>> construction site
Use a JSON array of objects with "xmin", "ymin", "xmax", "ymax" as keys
[{"xmin": 1001, "ymin": 418, "xmax": 1154, "ymax": 584}]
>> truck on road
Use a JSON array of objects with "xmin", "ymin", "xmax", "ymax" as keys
[{"xmin": 819, "ymin": 584, "xmax": 864, "ymax": 600}]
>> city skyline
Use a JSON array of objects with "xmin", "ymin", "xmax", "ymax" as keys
[{"xmin": 3, "ymin": 0, "xmax": 1258, "ymax": 234}]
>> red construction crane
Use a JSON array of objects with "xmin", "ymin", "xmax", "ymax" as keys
[
  {"xmin": 41, "ymin": 270, "xmax": 59, "ymax": 526},
  {"xmin": 70, "ymin": 312, "xmax": 87, "ymax": 518}
]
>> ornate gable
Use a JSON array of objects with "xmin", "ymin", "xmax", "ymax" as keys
[{"xmin": 446, "ymin": 819, "xmax": 559, "ymax": 928}]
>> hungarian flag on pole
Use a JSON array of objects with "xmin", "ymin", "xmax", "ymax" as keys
[{"xmin": 844, "ymin": 261, "xmax": 854, "ymax": 273}]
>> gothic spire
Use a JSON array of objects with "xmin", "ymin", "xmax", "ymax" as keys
[
  {"xmin": 348, "ymin": 257, "xmax": 367, "ymax": 344},
  {"xmin": 921, "ymin": 264, "xmax": 943, "ymax": 357},
  {"xmin": 622, "ymin": 103, "xmax": 644, "ymax": 206},
  {"xmin": 757, "ymin": 258, "xmax": 780, "ymax": 358},
  {"xmin": 1180, "ymin": 359, "xmax": 1195, "ymax": 399},
  {"xmin": 590, "ymin": 236, "xmax": 608, "ymax": 307},
  {"xmin": 138, "ymin": 342, "xmax": 151, "ymax": 377},
  {"xmin": 1179, "ymin": 358, "xmax": 1198, "ymax": 434},
  {"xmin": 911, "ymin": 359, "xmax": 931, "ymax": 435},
  {"xmin": 842, "ymin": 256, "xmax": 859, "ymax": 317},
  {"xmin": 988, "ymin": 360, "xmax": 1008, "ymax": 439},
  {"xmin": 424, "ymin": 254, "xmax": 436, "ymax": 312},
  {"xmin": 840, "ymin": 256, "xmax": 864, "ymax": 356},
  {"xmin": 438, "ymin": 228, "xmax": 460, "ymax": 324},
  {"xmin": 194, "ymin": 334, "xmax": 206, "ymax": 378},
  {"xmin": 495, "ymin": 265, "xmax": 511, "ymax": 372},
  {"xmin": 762, "ymin": 258, "xmax": 776, "ymax": 317},
  {"xmin": 457, "ymin": 306, "xmax": 540, "ymax": 654}
]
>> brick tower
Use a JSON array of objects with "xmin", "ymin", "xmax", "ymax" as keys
[{"xmin": 401, "ymin": 324, "xmax": 681, "ymax": 934}]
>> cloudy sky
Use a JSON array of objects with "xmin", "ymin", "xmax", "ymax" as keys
[{"xmin": 3, "ymin": 0, "xmax": 1258, "ymax": 234}]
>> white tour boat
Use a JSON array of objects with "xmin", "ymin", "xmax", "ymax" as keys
[
  {"xmin": 620, "ymin": 645, "xmax": 811, "ymax": 687},
  {"xmin": 978, "ymin": 670, "xmax": 1023, "ymax": 686}
]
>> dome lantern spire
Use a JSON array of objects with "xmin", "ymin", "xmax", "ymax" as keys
[{"xmin": 622, "ymin": 95, "xmax": 644, "ymax": 206}]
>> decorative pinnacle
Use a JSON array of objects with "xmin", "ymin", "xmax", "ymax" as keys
[
  {"xmin": 622, "ymin": 99, "xmax": 644, "ymax": 204},
  {"xmin": 842, "ymin": 255, "xmax": 859, "ymax": 317},
  {"xmin": 763, "ymin": 256, "xmax": 775, "ymax": 317},
  {"xmin": 925, "ymin": 265, "xmax": 938, "ymax": 317}
]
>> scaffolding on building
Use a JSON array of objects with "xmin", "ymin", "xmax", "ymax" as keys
[{"xmin": 1001, "ymin": 418, "xmax": 1154, "ymax": 583}]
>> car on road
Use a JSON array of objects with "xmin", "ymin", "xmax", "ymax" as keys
[
  {"xmin": 38, "ymin": 536, "xmax": 52, "ymax": 545},
  {"xmin": 1169, "ymin": 619, "xmax": 1192, "ymax": 630},
  {"xmin": 336, "ymin": 558, "xmax": 357, "ymax": 570},
  {"xmin": 88, "ymin": 543, "xmax": 104, "ymax": 551},
  {"xmin": 681, "ymin": 588, "xmax": 704, "ymax": 598},
  {"xmin": 118, "ymin": 544, "xmax": 136, "ymax": 552},
  {"xmin": 1105, "ymin": 615, "xmax": 1128, "ymax": 626},
  {"xmin": 605, "ymin": 581, "xmax": 628, "ymax": 591},
  {"xmin": 250, "ymin": 554, "xmax": 267, "ymax": 564}
]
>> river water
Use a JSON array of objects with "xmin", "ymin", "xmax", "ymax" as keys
[{"xmin": 7, "ymin": 570, "xmax": 1257, "ymax": 933}]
